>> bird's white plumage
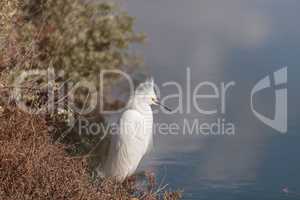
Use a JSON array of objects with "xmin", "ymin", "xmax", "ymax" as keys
[{"xmin": 101, "ymin": 78, "xmax": 156, "ymax": 181}]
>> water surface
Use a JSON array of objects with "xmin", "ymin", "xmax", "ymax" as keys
[{"xmin": 124, "ymin": 1, "xmax": 300, "ymax": 199}]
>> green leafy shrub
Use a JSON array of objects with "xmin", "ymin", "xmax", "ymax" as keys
[
  {"xmin": 0, "ymin": 0, "xmax": 145, "ymax": 155},
  {"xmin": 1, "ymin": 0, "xmax": 144, "ymax": 84}
]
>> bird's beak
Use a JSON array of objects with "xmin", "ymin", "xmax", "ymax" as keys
[{"xmin": 154, "ymin": 99, "xmax": 172, "ymax": 112}]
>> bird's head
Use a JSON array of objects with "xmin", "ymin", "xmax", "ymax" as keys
[{"xmin": 135, "ymin": 78, "xmax": 171, "ymax": 111}]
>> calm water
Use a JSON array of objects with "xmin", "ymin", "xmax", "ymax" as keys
[{"xmin": 124, "ymin": 0, "xmax": 300, "ymax": 199}]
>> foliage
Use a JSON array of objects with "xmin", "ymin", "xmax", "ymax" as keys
[
  {"xmin": 1, "ymin": 0, "xmax": 145, "ymax": 84},
  {"xmin": 0, "ymin": 0, "xmax": 144, "ymax": 156}
]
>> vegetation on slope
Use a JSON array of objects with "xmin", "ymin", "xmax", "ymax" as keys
[{"xmin": 0, "ymin": 0, "xmax": 182, "ymax": 199}]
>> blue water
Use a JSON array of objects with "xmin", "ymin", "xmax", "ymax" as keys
[{"xmin": 124, "ymin": 0, "xmax": 300, "ymax": 199}]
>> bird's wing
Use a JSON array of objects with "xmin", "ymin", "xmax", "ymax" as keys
[
  {"xmin": 120, "ymin": 109, "xmax": 153, "ymax": 154},
  {"xmin": 119, "ymin": 109, "xmax": 144, "ymax": 143}
]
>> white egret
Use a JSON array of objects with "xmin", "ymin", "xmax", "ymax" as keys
[{"xmin": 100, "ymin": 78, "xmax": 170, "ymax": 181}]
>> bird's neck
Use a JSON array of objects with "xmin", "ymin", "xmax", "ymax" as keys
[
  {"xmin": 130, "ymin": 95, "xmax": 154, "ymax": 152},
  {"xmin": 130, "ymin": 96, "xmax": 153, "ymax": 116}
]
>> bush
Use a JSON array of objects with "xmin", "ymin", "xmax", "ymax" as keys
[
  {"xmin": 1, "ymin": 0, "xmax": 144, "ymax": 83},
  {"xmin": 0, "ymin": 0, "xmax": 144, "ymax": 157},
  {"xmin": 0, "ymin": 106, "xmax": 103, "ymax": 199}
]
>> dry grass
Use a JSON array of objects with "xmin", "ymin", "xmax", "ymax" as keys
[{"xmin": 0, "ymin": 105, "xmax": 102, "ymax": 199}]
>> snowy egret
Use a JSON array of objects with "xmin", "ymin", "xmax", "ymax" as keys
[{"xmin": 101, "ymin": 78, "xmax": 170, "ymax": 181}]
